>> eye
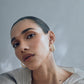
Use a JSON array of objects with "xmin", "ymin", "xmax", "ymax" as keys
[
  {"xmin": 13, "ymin": 42, "xmax": 20, "ymax": 48},
  {"xmin": 26, "ymin": 33, "xmax": 35, "ymax": 39}
]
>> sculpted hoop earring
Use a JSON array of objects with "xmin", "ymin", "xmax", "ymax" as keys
[
  {"xmin": 21, "ymin": 63, "xmax": 27, "ymax": 68},
  {"xmin": 50, "ymin": 44, "xmax": 55, "ymax": 52}
]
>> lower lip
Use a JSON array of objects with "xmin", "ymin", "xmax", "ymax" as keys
[{"xmin": 24, "ymin": 56, "xmax": 33, "ymax": 62}]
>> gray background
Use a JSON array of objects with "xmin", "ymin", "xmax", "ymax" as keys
[{"xmin": 0, "ymin": 0, "xmax": 84, "ymax": 74}]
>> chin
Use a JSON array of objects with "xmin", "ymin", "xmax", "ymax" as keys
[
  {"xmin": 26, "ymin": 64, "xmax": 41, "ymax": 71},
  {"xmin": 27, "ymin": 66, "xmax": 38, "ymax": 71}
]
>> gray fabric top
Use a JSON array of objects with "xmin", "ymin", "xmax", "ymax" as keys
[
  {"xmin": 0, "ymin": 67, "xmax": 31, "ymax": 84},
  {"xmin": 0, "ymin": 67, "xmax": 84, "ymax": 84}
]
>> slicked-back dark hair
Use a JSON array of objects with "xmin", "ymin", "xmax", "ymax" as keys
[{"xmin": 11, "ymin": 16, "xmax": 50, "ymax": 34}]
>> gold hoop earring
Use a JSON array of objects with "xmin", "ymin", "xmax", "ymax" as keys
[
  {"xmin": 50, "ymin": 44, "xmax": 55, "ymax": 52},
  {"xmin": 21, "ymin": 63, "xmax": 26, "ymax": 68}
]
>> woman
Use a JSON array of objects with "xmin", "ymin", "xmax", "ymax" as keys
[{"xmin": 0, "ymin": 16, "xmax": 84, "ymax": 84}]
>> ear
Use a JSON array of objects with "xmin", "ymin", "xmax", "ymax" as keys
[{"xmin": 48, "ymin": 31, "xmax": 56, "ymax": 45}]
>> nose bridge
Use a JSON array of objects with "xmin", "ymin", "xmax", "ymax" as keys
[{"xmin": 20, "ymin": 40, "xmax": 29, "ymax": 52}]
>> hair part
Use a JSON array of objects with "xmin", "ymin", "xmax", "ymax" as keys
[{"xmin": 11, "ymin": 16, "xmax": 50, "ymax": 34}]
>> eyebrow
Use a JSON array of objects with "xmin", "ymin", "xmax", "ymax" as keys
[
  {"xmin": 21, "ymin": 28, "xmax": 34, "ymax": 34},
  {"xmin": 11, "ymin": 28, "xmax": 34, "ymax": 43},
  {"xmin": 11, "ymin": 37, "xmax": 16, "ymax": 43}
]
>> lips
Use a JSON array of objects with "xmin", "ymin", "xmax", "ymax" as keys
[{"xmin": 22, "ymin": 53, "xmax": 35, "ymax": 62}]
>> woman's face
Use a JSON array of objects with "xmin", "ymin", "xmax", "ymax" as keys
[{"xmin": 11, "ymin": 19, "xmax": 51, "ymax": 70}]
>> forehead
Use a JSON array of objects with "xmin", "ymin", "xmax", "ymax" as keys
[{"xmin": 11, "ymin": 19, "xmax": 43, "ymax": 38}]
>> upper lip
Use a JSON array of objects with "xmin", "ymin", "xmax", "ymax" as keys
[{"xmin": 22, "ymin": 53, "xmax": 35, "ymax": 62}]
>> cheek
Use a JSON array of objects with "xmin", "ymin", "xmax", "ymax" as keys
[
  {"xmin": 15, "ymin": 49, "xmax": 22, "ymax": 61},
  {"xmin": 31, "ymin": 35, "xmax": 49, "ymax": 54}
]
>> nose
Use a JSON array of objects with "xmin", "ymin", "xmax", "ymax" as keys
[
  {"xmin": 20, "ymin": 42, "xmax": 29, "ymax": 53},
  {"xmin": 21, "ymin": 47, "xmax": 29, "ymax": 53}
]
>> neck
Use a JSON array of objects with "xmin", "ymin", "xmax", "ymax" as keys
[{"xmin": 32, "ymin": 52, "xmax": 72, "ymax": 84}]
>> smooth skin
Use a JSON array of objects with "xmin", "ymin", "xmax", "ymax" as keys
[{"xmin": 11, "ymin": 19, "xmax": 72, "ymax": 84}]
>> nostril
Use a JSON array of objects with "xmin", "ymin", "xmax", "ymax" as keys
[
  {"xmin": 24, "ymin": 48, "xmax": 28, "ymax": 50},
  {"xmin": 21, "ymin": 48, "xmax": 28, "ymax": 53},
  {"xmin": 21, "ymin": 50, "xmax": 24, "ymax": 53}
]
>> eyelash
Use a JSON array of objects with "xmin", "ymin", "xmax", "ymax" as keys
[
  {"xmin": 13, "ymin": 42, "xmax": 20, "ymax": 48},
  {"xmin": 26, "ymin": 33, "xmax": 35, "ymax": 39},
  {"xmin": 13, "ymin": 33, "xmax": 35, "ymax": 48}
]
